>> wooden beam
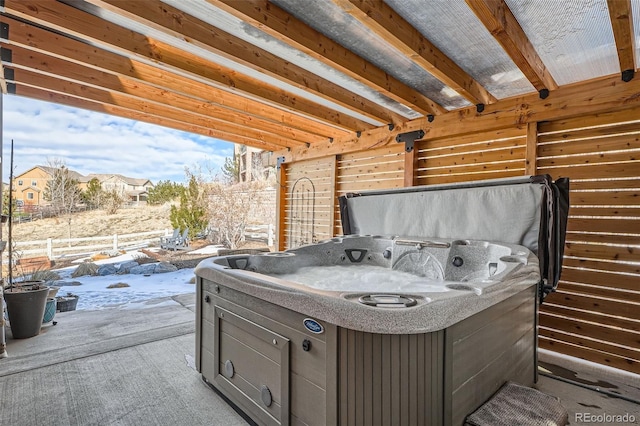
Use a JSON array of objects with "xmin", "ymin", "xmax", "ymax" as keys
[
  {"xmin": 277, "ymin": 72, "xmax": 640, "ymax": 162},
  {"xmin": 333, "ymin": 0, "xmax": 496, "ymax": 106},
  {"xmin": 3, "ymin": 0, "xmax": 367, "ymax": 132},
  {"xmin": 13, "ymin": 85, "xmax": 283, "ymax": 151},
  {"xmin": 466, "ymin": 0, "xmax": 558, "ymax": 92},
  {"xmin": 3, "ymin": 44, "xmax": 315, "ymax": 147},
  {"xmin": 403, "ymin": 148, "xmax": 417, "ymax": 187},
  {"xmin": 7, "ymin": 67, "xmax": 291, "ymax": 151},
  {"xmin": 83, "ymin": 0, "xmax": 396, "ymax": 128},
  {"xmin": 525, "ymin": 121, "xmax": 537, "ymax": 175},
  {"xmin": 607, "ymin": 0, "xmax": 637, "ymax": 80},
  {"xmin": 208, "ymin": 0, "xmax": 446, "ymax": 116},
  {"xmin": 0, "ymin": 16, "xmax": 348, "ymax": 140}
]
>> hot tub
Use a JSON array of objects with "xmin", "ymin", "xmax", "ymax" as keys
[{"xmin": 195, "ymin": 175, "xmax": 569, "ymax": 426}]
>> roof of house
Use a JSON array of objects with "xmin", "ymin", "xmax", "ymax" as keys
[
  {"xmin": 85, "ymin": 174, "xmax": 152, "ymax": 187},
  {"xmin": 16, "ymin": 165, "xmax": 85, "ymax": 181}
]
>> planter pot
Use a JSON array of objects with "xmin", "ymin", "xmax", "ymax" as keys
[
  {"xmin": 56, "ymin": 294, "xmax": 79, "ymax": 312},
  {"xmin": 4, "ymin": 282, "xmax": 49, "ymax": 339},
  {"xmin": 43, "ymin": 297, "xmax": 56, "ymax": 324},
  {"xmin": 47, "ymin": 286, "xmax": 60, "ymax": 298}
]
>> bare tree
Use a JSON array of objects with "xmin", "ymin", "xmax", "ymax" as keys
[{"xmin": 43, "ymin": 158, "xmax": 83, "ymax": 241}]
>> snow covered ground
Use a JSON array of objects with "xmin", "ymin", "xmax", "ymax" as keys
[{"xmin": 52, "ymin": 245, "xmax": 222, "ymax": 311}]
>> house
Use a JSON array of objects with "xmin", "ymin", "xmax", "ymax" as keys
[
  {"xmin": 11, "ymin": 166, "xmax": 154, "ymax": 206},
  {"xmin": 84, "ymin": 174, "xmax": 154, "ymax": 203},
  {"xmin": 11, "ymin": 165, "xmax": 84, "ymax": 208}
]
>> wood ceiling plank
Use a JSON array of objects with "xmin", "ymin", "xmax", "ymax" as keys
[
  {"xmin": 208, "ymin": 0, "xmax": 446, "ymax": 116},
  {"xmin": 606, "ymin": 0, "xmax": 637, "ymax": 78},
  {"xmin": 6, "ymin": 66, "xmax": 296, "ymax": 150},
  {"xmin": 0, "ymin": 16, "xmax": 347, "ymax": 140},
  {"xmin": 334, "ymin": 0, "xmax": 496, "ymax": 105},
  {"xmin": 3, "ymin": 43, "xmax": 318, "ymax": 146},
  {"xmin": 465, "ymin": 0, "xmax": 558, "ymax": 92},
  {"xmin": 83, "ymin": 0, "xmax": 396, "ymax": 127},
  {"xmin": 13, "ymin": 85, "xmax": 282, "ymax": 151},
  {"xmin": 3, "ymin": 0, "xmax": 366, "ymax": 132}
]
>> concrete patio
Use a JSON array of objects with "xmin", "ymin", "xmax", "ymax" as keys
[{"xmin": 1, "ymin": 293, "xmax": 638, "ymax": 425}]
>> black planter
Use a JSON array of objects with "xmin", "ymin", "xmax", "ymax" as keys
[
  {"xmin": 56, "ymin": 294, "xmax": 79, "ymax": 312},
  {"xmin": 4, "ymin": 282, "xmax": 49, "ymax": 339}
]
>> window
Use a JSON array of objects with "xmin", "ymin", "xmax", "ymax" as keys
[
  {"xmin": 32, "ymin": 180, "xmax": 37, "ymax": 186},
  {"xmin": 27, "ymin": 193, "xmax": 34, "ymax": 200},
  {"xmin": 18, "ymin": 180, "xmax": 23, "ymax": 186}
]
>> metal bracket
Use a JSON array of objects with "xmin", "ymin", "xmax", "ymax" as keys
[
  {"xmin": 0, "ymin": 0, "xmax": 5, "ymax": 9},
  {"xmin": 388, "ymin": 123, "xmax": 394, "ymax": 131},
  {"xmin": 4, "ymin": 67, "xmax": 14, "ymax": 81},
  {"xmin": 276, "ymin": 156, "xmax": 285, "ymax": 169},
  {"xmin": 7, "ymin": 82, "xmax": 15, "ymax": 94},
  {"xmin": 539, "ymin": 88, "xmax": 549, "ymax": 99},
  {"xmin": 1, "ymin": 47, "xmax": 11, "ymax": 62},
  {"xmin": 476, "ymin": 103, "xmax": 485, "ymax": 113},
  {"xmin": 0, "ymin": 22, "xmax": 8, "ymax": 40},
  {"xmin": 427, "ymin": 115, "xmax": 434, "ymax": 123},
  {"xmin": 395, "ymin": 129, "xmax": 425, "ymax": 153},
  {"xmin": 622, "ymin": 69, "xmax": 635, "ymax": 82}
]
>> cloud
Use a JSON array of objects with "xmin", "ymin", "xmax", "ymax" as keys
[{"xmin": 2, "ymin": 96, "xmax": 235, "ymax": 184}]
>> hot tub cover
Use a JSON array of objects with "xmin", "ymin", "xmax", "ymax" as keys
[{"xmin": 339, "ymin": 175, "xmax": 569, "ymax": 300}]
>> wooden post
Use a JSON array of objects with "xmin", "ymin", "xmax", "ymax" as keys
[
  {"xmin": 276, "ymin": 162, "xmax": 287, "ymax": 251},
  {"xmin": 525, "ymin": 122, "xmax": 538, "ymax": 176},
  {"xmin": 404, "ymin": 147, "xmax": 417, "ymax": 187}
]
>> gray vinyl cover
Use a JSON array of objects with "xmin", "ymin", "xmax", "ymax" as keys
[{"xmin": 339, "ymin": 175, "xmax": 570, "ymax": 298}]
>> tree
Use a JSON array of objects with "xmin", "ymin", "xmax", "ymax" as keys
[
  {"xmin": 221, "ymin": 156, "xmax": 240, "ymax": 184},
  {"xmin": 169, "ymin": 175, "xmax": 208, "ymax": 238},
  {"xmin": 102, "ymin": 189, "xmax": 125, "ymax": 214},
  {"xmin": 147, "ymin": 180, "xmax": 184, "ymax": 205},
  {"xmin": 83, "ymin": 177, "xmax": 103, "ymax": 209},
  {"xmin": 43, "ymin": 159, "xmax": 83, "ymax": 240}
]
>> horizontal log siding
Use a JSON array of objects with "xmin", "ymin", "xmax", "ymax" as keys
[
  {"xmin": 335, "ymin": 145, "xmax": 405, "ymax": 235},
  {"xmin": 538, "ymin": 112, "xmax": 640, "ymax": 374},
  {"xmin": 283, "ymin": 157, "xmax": 335, "ymax": 249},
  {"xmin": 414, "ymin": 128, "xmax": 527, "ymax": 185}
]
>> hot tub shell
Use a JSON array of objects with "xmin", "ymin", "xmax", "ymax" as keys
[{"xmin": 195, "ymin": 175, "xmax": 569, "ymax": 426}]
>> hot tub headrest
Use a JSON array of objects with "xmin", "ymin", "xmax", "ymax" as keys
[{"xmin": 339, "ymin": 175, "xmax": 569, "ymax": 300}]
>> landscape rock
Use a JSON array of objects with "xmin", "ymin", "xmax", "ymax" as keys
[
  {"xmin": 154, "ymin": 262, "xmax": 178, "ymax": 274},
  {"xmin": 107, "ymin": 282, "xmax": 130, "ymax": 289},
  {"xmin": 129, "ymin": 264, "xmax": 157, "ymax": 275},
  {"xmin": 49, "ymin": 279, "xmax": 83, "ymax": 287},
  {"xmin": 72, "ymin": 262, "xmax": 99, "ymax": 277},
  {"xmin": 117, "ymin": 261, "xmax": 140, "ymax": 274},
  {"xmin": 97, "ymin": 264, "xmax": 118, "ymax": 276}
]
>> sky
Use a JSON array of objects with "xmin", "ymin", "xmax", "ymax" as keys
[{"xmin": 1, "ymin": 95, "xmax": 235, "ymax": 184}]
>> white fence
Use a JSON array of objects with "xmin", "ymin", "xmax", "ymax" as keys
[
  {"xmin": 4, "ymin": 224, "xmax": 275, "ymax": 261},
  {"xmin": 5, "ymin": 230, "xmax": 169, "ymax": 260}
]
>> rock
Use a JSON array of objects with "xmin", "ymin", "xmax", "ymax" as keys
[
  {"xmin": 107, "ymin": 282, "xmax": 130, "ymax": 289},
  {"xmin": 72, "ymin": 262, "xmax": 99, "ymax": 277},
  {"xmin": 117, "ymin": 261, "xmax": 140, "ymax": 274},
  {"xmin": 49, "ymin": 279, "xmax": 83, "ymax": 287},
  {"xmin": 154, "ymin": 262, "xmax": 178, "ymax": 274},
  {"xmin": 129, "ymin": 263, "xmax": 158, "ymax": 275},
  {"xmin": 97, "ymin": 264, "xmax": 118, "ymax": 276}
]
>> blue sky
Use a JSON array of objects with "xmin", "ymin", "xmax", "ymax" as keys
[{"xmin": 2, "ymin": 95, "xmax": 234, "ymax": 184}]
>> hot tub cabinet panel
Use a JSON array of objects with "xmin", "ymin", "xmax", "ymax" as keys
[
  {"xmin": 197, "ymin": 277, "xmax": 537, "ymax": 426},
  {"xmin": 197, "ymin": 279, "xmax": 339, "ymax": 426}
]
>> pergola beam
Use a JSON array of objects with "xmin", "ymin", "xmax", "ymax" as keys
[
  {"xmin": 2, "ymin": 44, "xmax": 318, "ymax": 147},
  {"xmin": 333, "ymin": 0, "xmax": 497, "ymax": 106},
  {"xmin": 0, "ymin": 16, "xmax": 348, "ymax": 140},
  {"xmin": 466, "ymin": 0, "xmax": 558, "ymax": 92},
  {"xmin": 208, "ymin": 0, "xmax": 446, "ymax": 116},
  {"xmin": 5, "ymin": 66, "xmax": 297, "ymax": 150},
  {"xmin": 3, "ymin": 0, "xmax": 369, "ymax": 132},
  {"xmin": 606, "ymin": 0, "xmax": 636, "ymax": 81},
  {"xmin": 81, "ymin": 0, "xmax": 398, "ymax": 127}
]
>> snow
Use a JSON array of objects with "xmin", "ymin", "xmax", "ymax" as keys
[{"xmin": 53, "ymin": 246, "xmax": 224, "ymax": 311}]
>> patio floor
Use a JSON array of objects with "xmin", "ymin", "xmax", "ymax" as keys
[{"xmin": 1, "ymin": 293, "xmax": 638, "ymax": 425}]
